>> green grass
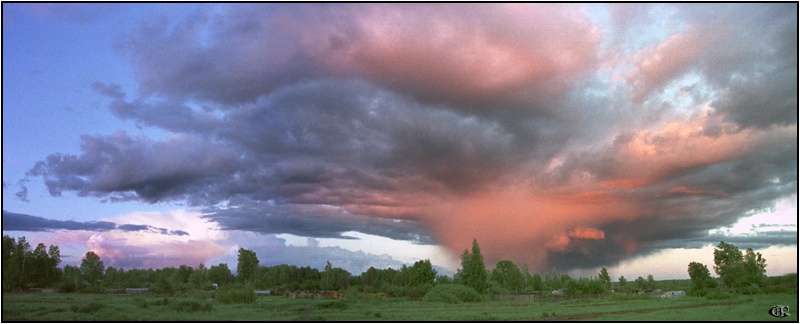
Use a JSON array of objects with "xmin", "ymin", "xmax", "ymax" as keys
[{"xmin": 2, "ymin": 292, "xmax": 796, "ymax": 321}]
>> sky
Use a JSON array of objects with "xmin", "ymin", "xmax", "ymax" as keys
[{"xmin": 2, "ymin": 3, "xmax": 797, "ymax": 280}]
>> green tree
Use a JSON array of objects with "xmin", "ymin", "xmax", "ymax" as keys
[
  {"xmin": 208, "ymin": 263, "xmax": 235, "ymax": 286},
  {"xmin": 80, "ymin": 251, "xmax": 105, "ymax": 287},
  {"xmin": 189, "ymin": 263, "xmax": 210, "ymax": 289},
  {"xmin": 237, "ymin": 248, "xmax": 259, "ymax": 285},
  {"xmin": 46, "ymin": 245, "xmax": 62, "ymax": 286},
  {"xmin": 320, "ymin": 261, "xmax": 350, "ymax": 291},
  {"xmin": 646, "ymin": 274, "xmax": 656, "ymax": 289},
  {"xmin": 713, "ymin": 241, "xmax": 767, "ymax": 290},
  {"xmin": 687, "ymin": 261, "xmax": 716, "ymax": 293},
  {"xmin": 4, "ymin": 236, "xmax": 31, "ymax": 289},
  {"xmin": 618, "ymin": 275, "xmax": 627, "ymax": 290},
  {"xmin": 459, "ymin": 239, "xmax": 489, "ymax": 294},
  {"xmin": 742, "ymin": 248, "xmax": 767, "ymax": 287},
  {"xmin": 634, "ymin": 276, "xmax": 646, "ymax": 289},
  {"xmin": 2, "ymin": 236, "xmax": 14, "ymax": 291},
  {"xmin": 713, "ymin": 241, "xmax": 744, "ymax": 288},
  {"xmin": 435, "ymin": 274, "xmax": 452, "ymax": 284},
  {"xmin": 60, "ymin": 265, "xmax": 82, "ymax": 292},
  {"xmin": 531, "ymin": 273, "xmax": 543, "ymax": 292},
  {"xmin": 491, "ymin": 260, "xmax": 524, "ymax": 292},
  {"xmin": 598, "ymin": 267, "xmax": 611, "ymax": 290},
  {"xmin": 409, "ymin": 259, "xmax": 436, "ymax": 286}
]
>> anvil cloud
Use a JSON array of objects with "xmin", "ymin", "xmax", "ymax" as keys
[{"xmin": 5, "ymin": 3, "xmax": 797, "ymax": 274}]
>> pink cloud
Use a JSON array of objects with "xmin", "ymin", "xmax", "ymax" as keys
[
  {"xmin": 46, "ymin": 210, "xmax": 230, "ymax": 269},
  {"xmin": 568, "ymin": 227, "xmax": 606, "ymax": 240},
  {"xmin": 316, "ymin": 4, "xmax": 601, "ymax": 106},
  {"xmin": 627, "ymin": 26, "xmax": 719, "ymax": 102}
]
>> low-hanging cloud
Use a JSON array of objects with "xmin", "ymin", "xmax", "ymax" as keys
[
  {"xmin": 24, "ymin": 3, "xmax": 797, "ymax": 273},
  {"xmin": 3, "ymin": 211, "xmax": 117, "ymax": 232},
  {"xmin": 2, "ymin": 210, "xmax": 195, "ymax": 237}
]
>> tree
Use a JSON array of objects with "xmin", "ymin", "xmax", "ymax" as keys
[
  {"xmin": 208, "ymin": 263, "xmax": 235, "ymax": 286},
  {"xmin": 80, "ymin": 251, "xmax": 105, "ymax": 287},
  {"xmin": 646, "ymin": 274, "xmax": 656, "ymax": 289},
  {"xmin": 713, "ymin": 241, "xmax": 744, "ymax": 287},
  {"xmin": 409, "ymin": 259, "xmax": 436, "ymax": 286},
  {"xmin": 713, "ymin": 241, "xmax": 767, "ymax": 289},
  {"xmin": 237, "ymin": 248, "xmax": 259, "ymax": 285},
  {"xmin": 46, "ymin": 245, "xmax": 62, "ymax": 286},
  {"xmin": 634, "ymin": 276, "xmax": 646, "ymax": 289},
  {"xmin": 531, "ymin": 273, "xmax": 543, "ymax": 292},
  {"xmin": 618, "ymin": 276, "xmax": 627, "ymax": 290},
  {"xmin": 60, "ymin": 265, "xmax": 82, "ymax": 292},
  {"xmin": 459, "ymin": 239, "xmax": 489, "ymax": 294},
  {"xmin": 491, "ymin": 260, "xmax": 524, "ymax": 292},
  {"xmin": 687, "ymin": 261, "xmax": 716, "ymax": 293},
  {"xmin": 321, "ymin": 261, "xmax": 350, "ymax": 291},
  {"xmin": 3, "ymin": 236, "xmax": 31, "ymax": 289},
  {"xmin": 742, "ymin": 248, "xmax": 767, "ymax": 286},
  {"xmin": 598, "ymin": 267, "xmax": 611, "ymax": 290},
  {"xmin": 189, "ymin": 263, "xmax": 210, "ymax": 289}
]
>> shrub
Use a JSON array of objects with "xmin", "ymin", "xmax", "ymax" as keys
[
  {"xmin": 186, "ymin": 289, "xmax": 214, "ymax": 300},
  {"xmin": 705, "ymin": 290, "xmax": 733, "ymax": 300},
  {"xmin": 689, "ymin": 288, "xmax": 710, "ymax": 297},
  {"xmin": 153, "ymin": 297, "xmax": 170, "ymax": 306},
  {"xmin": 59, "ymin": 281, "xmax": 78, "ymax": 293},
  {"xmin": 422, "ymin": 284, "xmax": 485, "ymax": 303},
  {"xmin": 216, "ymin": 285, "xmax": 256, "ymax": 304}
]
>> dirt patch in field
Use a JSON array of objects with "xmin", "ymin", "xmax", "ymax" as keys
[{"xmin": 546, "ymin": 301, "xmax": 742, "ymax": 321}]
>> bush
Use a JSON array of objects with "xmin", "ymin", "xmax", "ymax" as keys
[
  {"xmin": 185, "ymin": 289, "xmax": 214, "ymax": 300},
  {"xmin": 422, "ymin": 284, "xmax": 485, "ymax": 303},
  {"xmin": 216, "ymin": 285, "xmax": 256, "ymax": 304},
  {"xmin": 59, "ymin": 281, "xmax": 78, "ymax": 293},
  {"xmin": 153, "ymin": 297, "xmax": 170, "ymax": 306},
  {"xmin": 705, "ymin": 290, "xmax": 733, "ymax": 300},
  {"xmin": 688, "ymin": 288, "xmax": 710, "ymax": 297}
]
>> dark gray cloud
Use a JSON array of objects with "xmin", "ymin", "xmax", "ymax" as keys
[
  {"xmin": 25, "ymin": 3, "xmax": 797, "ymax": 273},
  {"xmin": 204, "ymin": 199, "xmax": 435, "ymax": 244},
  {"xmin": 3, "ymin": 210, "xmax": 116, "ymax": 232},
  {"xmin": 2, "ymin": 210, "xmax": 191, "ymax": 236},
  {"xmin": 28, "ymin": 130, "xmax": 243, "ymax": 204},
  {"xmin": 116, "ymin": 224, "xmax": 150, "ymax": 232}
]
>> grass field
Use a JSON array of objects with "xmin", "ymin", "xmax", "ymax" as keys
[{"xmin": 2, "ymin": 292, "xmax": 796, "ymax": 321}]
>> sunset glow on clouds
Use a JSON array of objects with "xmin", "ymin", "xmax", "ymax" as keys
[{"xmin": 2, "ymin": 3, "xmax": 796, "ymax": 278}]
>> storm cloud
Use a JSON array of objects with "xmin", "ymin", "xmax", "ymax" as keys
[
  {"xmin": 2, "ymin": 210, "xmax": 190, "ymax": 236},
  {"xmin": 25, "ymin": 3, "xmax": 797, "ymax": 272}
]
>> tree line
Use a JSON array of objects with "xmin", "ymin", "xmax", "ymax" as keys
[{"xmin": 3, "ymin": 235, "xmax": 793, "ymax": 298}]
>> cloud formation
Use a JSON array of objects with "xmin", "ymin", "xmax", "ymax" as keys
[
  {"xmin": 2, "ymin": 210, "xmax": 193, "ymax": 237},
  {"xmin": 3, "ymin": 211, "xmax": 116, "ymax": 232},
  {"xmin": 24, "ymin": 3, "xmax": 797, "ymax": 272}
]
